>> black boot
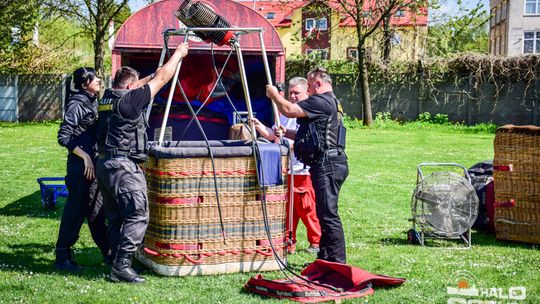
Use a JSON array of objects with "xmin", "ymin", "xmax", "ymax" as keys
[
  {"xmin": 109, "ymin": 253, "xmax": 145, "ymax": 283},
  {"xmin": 103, "ymin": 253, "xmax": 113, "ymax": 266},
  {"xmin": 54, "ymin": 248, "xmax": 83, "ymax": 273}
]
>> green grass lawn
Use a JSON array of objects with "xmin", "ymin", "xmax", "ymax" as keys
[{"xmin": 0, "ymin": 122, "xmax": 538, "ymax": 303}]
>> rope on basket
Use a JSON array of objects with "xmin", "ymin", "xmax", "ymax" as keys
[{"xmin": 143, "ymin": 246, "xmax": 282, "ymax": 264}]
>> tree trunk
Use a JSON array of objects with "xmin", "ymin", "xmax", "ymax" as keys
[
  {"xmin": 382, "ymin": 17, "xmax": 392, "ymax": 63},
  {"xmin": 94, "ymin": 0, "xmax": 106, "ymax": 78},
  {"xmin": 94, "ymin": 38, "xmax": 105, "ymax": 79},
  {"xmin": 358, "ymin": 46, "xmax": 373, "ymax": 126}
]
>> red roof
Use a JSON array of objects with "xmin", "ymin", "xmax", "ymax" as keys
[
  {"xmin": 114, "ymin": 0, "xmax": 284, "ymax": 52},
  {"xmin": 236, "ymin": 0, "xmax": 427, "ymax": 28}
]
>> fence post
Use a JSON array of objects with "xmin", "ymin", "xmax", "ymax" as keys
[
  {"xmin": 61, "ymin": 74, "xmax": 67, "ymax": 119},
  {"xmin": 417, "ymin": 60, "xmax": 424, "ymax": 118},
  {"xmin": 534, "ymin": 79, "xmax": 539, "ymax": 126},
  {"xmin": 466, "ymin": 75, "xmax": 476, "ymax": 125},
  {"xmin": 15, "ymin": 74, "xmax": 19, "ymax": 122}
]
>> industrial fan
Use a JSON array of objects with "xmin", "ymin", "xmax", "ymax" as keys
[{"xmin": 408, "ymin": 163, "xmax": 479, "ymax": 248}]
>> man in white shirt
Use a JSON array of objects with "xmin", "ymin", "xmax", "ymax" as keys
[{"xmin": 254, "ymin": 77, "xmax": 321, "ymax": 254}]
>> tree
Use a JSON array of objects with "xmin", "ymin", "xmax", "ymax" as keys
[
  {"xmin": 428, "ymin": 0, "xmax": 489, "ymax": 57},
  {"xmin": 0, "ymin": 1, "xmax": 42, "ymax": 73},
  {"xmin": 40, "ymin": 0, "xmax": 133, "ymax": 77},
  {"xmin": 0, "ymin": 1, "xmax": 39, "ymax": 48},
  {"xmin": 332, "ymin": 0, "xmax": 429, "ymax": 126}
]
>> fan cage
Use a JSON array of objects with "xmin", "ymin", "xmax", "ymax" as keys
[{"xmin": 411, "ymin": 171, "xmax": 479, "ymax": 238}]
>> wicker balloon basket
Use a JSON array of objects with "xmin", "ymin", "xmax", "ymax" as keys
[
  {"xmin": 493, "ymin": 125, "xmax": 540, "ymax": 244},
  {"xmin": 137, "ymin": 141, "xmax": 289, "ymax": 276}
]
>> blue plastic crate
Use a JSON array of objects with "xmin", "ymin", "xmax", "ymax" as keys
[{"xmin": 37, "ymin": 177, "xmax": 68, "ymax": 209}]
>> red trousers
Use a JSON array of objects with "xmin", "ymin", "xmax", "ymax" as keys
[{"xmin": 286, "ymin": 173, "xmax": 321, "ymax": 249}]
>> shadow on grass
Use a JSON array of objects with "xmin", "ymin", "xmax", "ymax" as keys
[
  {"xmin": 379, "ymin": 230, "xmax": 535, "ymax": 249},
  {"xmin": 379, "ymin": 236, "xmax": 411, "ymax": 246},
  {"xmin": 0, "ymin": 242, "xmax": 109, "ymax": 279},
  {"xmin": 471, "ymin": 230, "xmax": 535, "ymax": 249},
  {"xmin": 0, "ymin": 191, "xmax": 64, "ymax": 219}
]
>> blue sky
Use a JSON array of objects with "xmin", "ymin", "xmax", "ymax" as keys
[{"xmin": 129, "ymin": 0, "xmax": 490, "ymax": 18}]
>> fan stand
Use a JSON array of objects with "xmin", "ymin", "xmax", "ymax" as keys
[
  {"xmin": 413, "ymin": 224, "xmax": 472, "ymax": 249},
  {"xmin": 408, "ymin": 162, "xmax": 477, "ymax": 249}
]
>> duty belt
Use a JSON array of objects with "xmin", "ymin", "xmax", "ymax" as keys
[
  {"xmin": 98, "ymin": 149, "xmax": 131, "ymax": 160},
  {"xmin": 311, "ymin": 148, "xmax": 344, "ymax": 164}
]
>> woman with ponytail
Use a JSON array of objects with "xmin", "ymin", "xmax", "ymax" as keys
[{"xmin": 55, "ymin": 67, "xmax": 110, "ymax": 272}]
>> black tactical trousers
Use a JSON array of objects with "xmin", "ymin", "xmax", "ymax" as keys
[
  {"xmin": 56, "ymin": 156, "xmax": 109, "ymax": 260},
  {"xmin": 309, "ymin": 149, "xmax": 349, "ymax": 263},
  {"xmin": 96, "ymin": 157, "xmax": 149, "ymax": 259}
]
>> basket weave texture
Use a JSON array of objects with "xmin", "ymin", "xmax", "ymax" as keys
[
  {"xmin": 143, "ymin": 150, "xmax": 289, "ymax": 267},
  {"xmin": 493, "ymin": 125, "xmax": 540, "ymax": 244}
]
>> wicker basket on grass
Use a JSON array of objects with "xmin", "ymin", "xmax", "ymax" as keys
[
  {"xmin": 493, "ymin": 125, "xmax": 540, "ymax": 244},
  {"xmin": 139, "ymin": 140, "xmax": 289, "ymax": 275}
]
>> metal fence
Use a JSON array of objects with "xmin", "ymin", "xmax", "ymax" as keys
[{"xmin": 0, "ymin": 74, "xmax": 66, "ymax": 122}]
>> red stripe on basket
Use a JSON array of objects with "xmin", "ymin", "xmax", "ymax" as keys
[
  {"xmin": 146, "ymin": 168, "xmax": 256, "ymax": 176},
  {"xmin": 183, "ymin": 254, "xmax": 206, "ymax": 264},
  {"xmin": 493, "ymin": 164, "xmax": 513, "ymax": 171},
  {"xmin": 154, "ymin": 242, "xmax": 202, "ymax": 250},
  {"xmin": 257, "ymin": 238, "xmax": 286, "ymax": 247},
  {"xmin": 143, "ymin": 247, "xmax": 159, "ymax": 256},
  {"xmin": 142, "ymin": 246, "xmax": 285, "ymax": 263},
  {"xmin": 495, "ymin": 199, "xmax": 516, "ymax": 208},
  {"xmin": 156, "ymin": 196, "xmax": 203, "ymax": 204}
]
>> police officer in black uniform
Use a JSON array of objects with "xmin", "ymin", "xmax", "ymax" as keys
[
  {"xmin": 96, "ymin": 66, "xmax": 154, "ymax": 263},
  {"xmin": 266, "ymin": 67, "xmax": 348, "ymax": 263},
  {"xmin": 96, "ymin": 43, "xmax": 189, "ymax": 283},
  {"xmin": 96, "ymin": 74, "xmax": 129, "ymax": 151},
  {"xmin": 55, "ymin": 67, "xmax": 110, "ymax": 272}
]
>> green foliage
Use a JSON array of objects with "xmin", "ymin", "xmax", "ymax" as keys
[
  {"xmin": 0, "ymin": 1, "xmax": 39, "ymax": 48},
  {"xmin": 372, "ymin": 111, "xmax": 401, "ymax": 128},
  {"xmin": 41, "ymin": 0, "xmax": 133, "ymax": 76},
  {"xmin": 0, "ymin": 16, "xmax": 94, "ymax": 74},
  {"xmin": 286, "ymin": 56, "xmax": 358, "ymax": 78},
  {"xmin": 417, "ymin": 112, "xmax": 449, "ymax": 125},
  {"xmin": 343, "ymin": 112, "xmax": 497, "ymax": 134},
  {"xmin": 342, "ymin": 115, "xmax": 363, "ymax": 129},
  {"xmin": 417, "ymin": 112, "xmax": 432, "ymax": 123},
  {"xmin": 428, "ymin": 0, "xmax": 489, "ymax": 57},
  {"xmin": 0, "ymin": 0, "xmax": 42, "ymax": 73}
]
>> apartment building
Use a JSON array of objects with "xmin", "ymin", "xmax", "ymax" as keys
[{"xmin": 490, "ymin": 0, "xmax": 540, "ymax": 56}]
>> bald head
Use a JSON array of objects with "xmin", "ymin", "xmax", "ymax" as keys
[{"xmin": 307, "ymin": 67, "xmax": 333, "ymax": 95}]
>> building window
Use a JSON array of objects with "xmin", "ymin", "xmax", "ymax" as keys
[
  {"xmin": 347, "ymin": 48, "xmax": 358, "ymax": 60},
  {"xmin": 525, "ymin": 0, "xmax": 540, "ymax": 14},
  {"xmin": 490, "ymin": 8, "xmax": 496, "ymax": 27},
  {"xmin": 306, "ymin": 49, "xmax": 329, "ymax": 60},
  {"xmin": 395, "ymin": 10, "xmax": 405, "ymax": 17},
  {"xmin": 305, "ymin": 18, "xmax": 316, "ymax": 30},
  {"xmin": 306, "ymin": 17, "xmax": 327, "ymax": 31},
  {"xmin": 501, "ymin": 1, "xmax": 507, "ymax": 21},
  {"xmin": 317, "ymin": 18, "xmax": 328, "ymax": 31},
  {"xmin": 501, "ymin": 34, "xmax": 506, "ymax": 56},
  {"xmin": 266, "ymin": 12, "xmax": 275, "ymax": 19},
  {"xmin": 392, "ymin": 33, "xmax": 402, "ymax": 45},
  {"xmin": 524, "ymin": 31, "xmax": 540, "ymax": 53}
]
